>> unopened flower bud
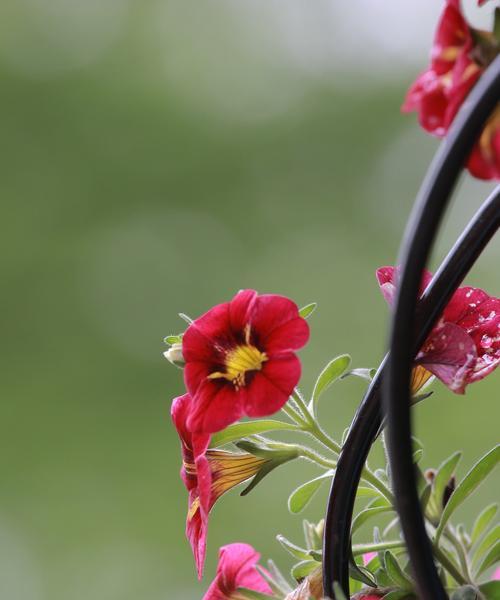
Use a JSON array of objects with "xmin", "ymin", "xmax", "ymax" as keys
[{"xmin": 163, "ymin": 342, "xmax": 185, "ymax": 368}]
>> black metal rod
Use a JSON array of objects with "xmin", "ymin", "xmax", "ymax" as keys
[
  {"xmin": 385, "ymin": 54, "xmax": 500, "ymax": 600},
  {"xmin": 322, "ymin": 186, "xmax": 500, "ymax": 598},
  {"xmin": 323, "ymin": 53, "xmax": 500, "ymax": 599}
]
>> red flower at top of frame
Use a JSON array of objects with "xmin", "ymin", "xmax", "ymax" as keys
[
  {"xmin": 182, "ymin": 289, "xmax": 309, "ymax": 434},
  {"xmin": 202, "ymin": 543, "xmax": 272, "ymax": 600},
  {"xmin": 377, "ymin": 266, "xmax": 500, "ymax": 394},
  {"xmin": 402, "ymin": 0, "xmax": 500, "ymax": 180},
  {"xmin": 172, "ymin": 394, "xmax": 268, "ymax": 579}
]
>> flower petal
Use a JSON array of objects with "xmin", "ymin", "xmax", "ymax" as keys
[
  {"xmin": 417, "ymin": 323, "xmax": 477, "ymax": 394},
  {"xmin": 245, "ymin": 353, "xmax": 301, "ymax": 417},
  {"xmin": 263, "ymin": 316, "xmax": 310, "ymax": 353},
  {"xmin": 249, "ymin": 294, "xmax": 303, "ymax": 341},
  {"xmin": 229, "ymin": 289, "xmax": 257, "ymax": 335},
  {"xmin": 202, "ymin": 543, "xmax": 272, "ymax": 599},
  {"xmin": 187, "ymin": 380, "xmax": 245, "ymax": 434},
  {"xmin": 186, "ymin": 493, "xmax": 207, "ymax": 580}
]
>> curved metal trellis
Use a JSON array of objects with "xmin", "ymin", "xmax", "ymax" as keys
[{"xmin": 323, "ymin": 54, "xmax": 500, "ymax": 599}]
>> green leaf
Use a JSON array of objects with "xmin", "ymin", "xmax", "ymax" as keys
[
  {"xmin": 276, "ymin": 535, "xmax": 310, "ymax": 561},
  {"xmin": 368, "ymin": 496, "xmax": 391, "ymax": 509},
  {"xmin": 349, "ymin": 559, "xmax": 377, "ymax": 587},
  {"xmin": 235, "ymin": 588, "xmax": 275, "ymax": 600},
  {"xmin": 450, "ymin": 585, "xmax": 481, "ymax": 600},
  {"xmin": 471, "ymin": 504, "xmax": 498, "ymax": 546},
  {"xmin": 308, "ymin": 549, "xmax": 322, "ymax": 562},
  {"xmin": 288, "ymin": 471, "xmax": 333, "ymax": 514},
  {"xmin": 476, "ymin": 539, "xmax": 500, "ymax": 577},
  {"xmin": 333, "ymin": 582, "xmax": 349, "ymax": 600},
  {"xmin": 310, "ymin": 355, "xmax": 351, "ymax": 413},
  {"xmin": 433, "ymin": 451, "xmax": 462, "ymax": 509},
  {"xmin": 342, "ymin": 368, "xmax": 377, "ymax": 382},
  {"xmin": 384, "ymin": 551, "xmax": 412, "ymax": 589},
  {"xmin": 263, "ymin": 560, "xmax": 293, "ymax": 596},
  {"xmin": 210, "ymin": 420, "xmax": 298, "ymax": 447},
  {"xmin": 472, "ymin": 523, "xmax": 500, "ymax": 568},
  {"xmin": 413, "ymin": 449, "xmax": 424, "ymax": 464},
  {"xmin": 383, "ymin": 592, "xmax": 414, "ymax": 600},
  {"xmin": 291, "ymin": 560, "xmax": 318, "ymax": 580},
  {"xmin": 164, "ymin": 334, "xmax": 182, "ymax": 345},
  {"xmin": 479, "ymin": 580, "xmax": 500, "ymax": 600},
  {"xmin": 356, "ymin": 486, "xmax": 382, "ymax": 499},
  {"xmin": 299, "ymin": 302, "xmax": 317, "ymax": 319},
  {"xmin": 352, "ymin": 506, "xmax": 393, "ymax": 534},
  {"xmin": 420, "ymin": 483, "xmax": 432, "ymax": 514},
  {"xmin": 435, "ymin": 445, "xmax": 500, "ymax": 542},
  {"xmin": 178, "ymin": 312, "xmax": 193, "ymax": 324}
]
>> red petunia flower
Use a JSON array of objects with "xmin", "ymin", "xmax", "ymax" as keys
[
  {"xmin": 202, "ymin": 543, "xmax": 273, "ymax": 600},
  {"xmin": 377, "ymin": 266, "xmax": 500, "ymax": 394},
  {"xmin": 172, "ymin": 394, "xmax": 268, "ymax": 579},
  {"xmin": 182, "ymin": 289, "xmax": 310, "ymax": 434},
  {"xmin": 402, "ymin": 0, "xmax": 500, "ymax": 180}
]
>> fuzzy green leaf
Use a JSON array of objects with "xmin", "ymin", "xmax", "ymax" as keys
[
  {"xmin": 265, "ymin": 560, "xmax": 293, "ymax": 595},
  {"xmin": 333, "ymin": 582, "xmax": 349, "ymax": 600},
  {"xmin": 164, "ymin": 334, "xmax": 182, "ymax": 345},
  {"xmin": 310, "ymin": 355, "xmax": 351, "ymax": 413},
  {"xmin": 291, "ymin": 560, "xmax": 318, "ymax": 580},
  {"xmin": 352, "ymin": 540, "xmax": 406, "ymax": 557},
  {"xmin": 276, "ymin": 535, "xmax": 310, "ymax": 561},
  {"xmin": 178, "ymin": 312, "xmax": 193, "ymax": 324},
  {"xmin": 435, "ymin": 445, "xmax": 500, "ymax": 542},
  {"xmin": 472, "ymin": 523, "xmax": 500, "ymax": 568},
  {"xmin": 352, "ymin": 506, "xmax": 393, "ymax": 534},
  {"xmin": 299, "ymin": 302, "xmax": 317, "ymax": 319},
  {"xmin": 476, "ymin": 539, "xmax": 500, "ymax": 577},
  {"xmin": 348, "ymin": 559, "xmax": 377, "ymax": 587},
  {"xmin": 479, "ymin": 580, "xmax": 500, "ymax": 600},
  {"xmin": 384, "ymin": 551, "xmax": 412, "ymax": 589},
  {"xmin": 471, "ymin": 504, "xmax": 498, "ymax": 546},
  {"xmin": 356, "ymin": 486, "xmax": 382, "ymax": 499},
  {"xmin": 450, "ymin": 585, "xmax": 481, "ymax": 600},
  {"xmin": 342, "ymin": 368, "xmax": 377, "ymax": 382},
  {"xmin": 383, "ymin": 592, "xmax": 414, "ymax": 600},
  {"xmin": 210, "ymin": 420, "xmax": 298, "ymax": 448},
  {"xmin": 288, "ymin": 471, "xmax": 333, "ymax": 514}
]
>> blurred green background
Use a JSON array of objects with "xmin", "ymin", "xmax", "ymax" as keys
[{"xmin": 0, "ymin": 1, "xmax": 498, "ymax": 598}]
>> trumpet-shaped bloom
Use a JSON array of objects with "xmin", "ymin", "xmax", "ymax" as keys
[
  {"xmin": 402, "ymin": 0, "xmax": 500, "ymax": 180},
  {"xmin": 377, "ymin": 267, "xmax": 500, "ymax": 394},
  {"xmin": 202, "ymin": 543, "xmax": 272, "ymax": 600},
  {"xmin": 183, "ymin": 289, "xmax": 309, "ymax": 433},
  {"xmin": 172, "ymin": 394, "xmax": 267, "ymax": 579}
]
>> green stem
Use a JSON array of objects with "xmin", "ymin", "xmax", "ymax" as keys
[
  {"xmin": 433, "ymin": 545, "xmax": 468, "ymax": 586},
  {"xmin": 352, "ymin": 540, "xmax": 406, "ymax": 557},
  {"xmin": 443, "ymin": 527, "xmax": 472, "ymax": 583},
  {"xmin": 360, "ymin": 468, "xmax": 395, "ymax": 506},
  {"xmin": 291, "ymin": 390, "xmax": 314, "ymax": 423},
  {"xmin": 291, "ymin": 390, "xmax": 395, "ymax": 505},
  {"xmin": 298, "ymin": 447, "xmax": 336, "ymax": 470},
  {"xmin": 281, "ymin": 403, "xmax": 308, "ymax": 427}
]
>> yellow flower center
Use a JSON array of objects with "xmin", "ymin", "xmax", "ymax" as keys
[{"xmin": 207, "ymin": 327, "xmax": 268, "ymax": 390}]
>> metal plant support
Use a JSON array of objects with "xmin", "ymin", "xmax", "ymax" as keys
[{"xmin": 322, "ymin": 55, "xmax": 500, "ymax": 599}]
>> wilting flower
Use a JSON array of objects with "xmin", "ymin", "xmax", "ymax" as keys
[
  {"xmin": 402, "ymin": 0, "xmax": 500, "ymax": 180},
  {"xmin": 285, "ymin": 567, "xmax": 323, "ymax": 600},
  {"xmin": 377, "ymin": 267, "xmax": 500, "ymax": 394},
  {"xmin": 183, "ymin": 289, "xmax": 309, "ymax": 433},
  {"xmin": 202, "ymin": 543, "xmax": 273, "ymax": 600},
  {"xmin": 172, "ymin": 394, "xmax": 269, "ymax": 578}
]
